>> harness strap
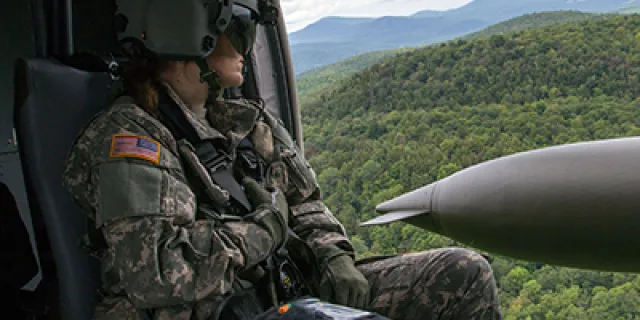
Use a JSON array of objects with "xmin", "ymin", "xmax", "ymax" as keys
[
  {"xmin": 155, "ymin": 88, "xmax": 316, "ymax": 312},
  {"xmin": 156, "ymin": 87, "xmax": 252, "ymax": 212}
]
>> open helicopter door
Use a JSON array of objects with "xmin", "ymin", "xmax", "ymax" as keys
[
  {"xmin": 248, "ymin": 0, "xmax": 303, "ymax": 150},
  {"xmin": 12, "ymin": 0, "xmax": 301, "ymax": 319}
]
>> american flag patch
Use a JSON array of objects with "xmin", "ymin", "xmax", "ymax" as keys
[{"xmin": 109, "ymin": 134, "xmax": 161, "ymax": 164}]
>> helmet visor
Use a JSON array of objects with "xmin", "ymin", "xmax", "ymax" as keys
[{"xmin": 225, "ymin": 4, "xmax": 257, "ymax": 56}]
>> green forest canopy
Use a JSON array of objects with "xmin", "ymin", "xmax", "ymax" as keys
[
  {"xmin": 295, "ymin": 47, "xmax": 412, "ymax": 98},
  {"xmin": 459, "ymin": 10, "xmax": 608, "ymax": 41},
  {"xmin": 299, "ymin": 14, "xmax": 640, "ymax": 318},
  {"xmin": 296, "ymin": 10, "xmax": 625, "ymax": 109}
]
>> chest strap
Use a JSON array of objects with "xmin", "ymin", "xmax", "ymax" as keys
[
  {"xmin": 156, "ymin": 88, "xmax": 317, "ymax": 308},
  {"xmin": 156, "ymin": 87, "xmax": 253, "ymax": 213}
]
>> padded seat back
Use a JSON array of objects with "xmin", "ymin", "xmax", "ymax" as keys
[{"xmin": 13, "ymin": 57, "xmax": 114, "ymax": 320}]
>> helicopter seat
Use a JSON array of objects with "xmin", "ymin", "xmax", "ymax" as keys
[{"xmin": 13, "ymin": 56, "xmax": 116, "ymax": 320}]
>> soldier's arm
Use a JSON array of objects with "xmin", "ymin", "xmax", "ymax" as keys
[
  {"xmin": 70, "ymin": 118, "xmax": 284, "ymax": 310},
  {"xmin": 268, "ymin": 118, "xmax": 356, "ymax": 264},
  {"xmin": 102, "ymin": 180, "xmax": 274, "ymax": 308},
  {"xmin": 288, "ymin": 187, "xmax": 357, "ymax": 265}
]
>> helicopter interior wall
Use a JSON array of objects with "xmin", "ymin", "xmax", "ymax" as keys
[
  {"xmin": 252, "ymin": 24, "xmax": 286, "ymax": 124},
  {"xmin": 0, "ymin": 0, "xmax": 44, "ymax": 294},
  {"xmin": 0, "ymin": 0, "xmax": 36, "ymax": 154},
  {"xmin": 0, "ymin": 156, "xmax": 42, "ymax": 290},
  {"xmin": 71, "ymin": 0, "xmax": 120, "ymax": 54},
  {"xmin": 0, "ymin": 182, "xmax": 39, "ymax": 308}
]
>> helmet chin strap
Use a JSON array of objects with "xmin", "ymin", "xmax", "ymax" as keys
[{"xmin": 196, "ymin": 57, "xmax": 223, "ymax": 100}]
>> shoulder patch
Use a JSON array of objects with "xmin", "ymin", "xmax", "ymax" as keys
[{"xmin": 109, "ymin": 134, "xmax": 161, "ymax": 164}]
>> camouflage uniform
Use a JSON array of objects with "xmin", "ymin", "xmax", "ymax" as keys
[
  {"xmin": 63, "ymin": 83, "xmax": 502, "ymax": 319},
  {"xmin": 356, "ymin": 249, "xmax": 502, "ymax": 319}
]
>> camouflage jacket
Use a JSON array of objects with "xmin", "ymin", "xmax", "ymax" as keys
[{"xmin": 62, "ymin": 84, "xmax": 354, "ymax": 320}]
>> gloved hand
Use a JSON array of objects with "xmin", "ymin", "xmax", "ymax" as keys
[
  {"xmin": 243, "ymin": 177, "xmax": 289, "ymax": 225},
  {"xmin": 242, "ymin": 177, "xmax": 289, "ymax": 249},
  {"xmin": 317, "ymin": 254, "xmax": 370, "ymax": 310}
]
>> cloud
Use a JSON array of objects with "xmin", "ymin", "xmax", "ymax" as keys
[
  {"xmin": 280, "ymin": 0, "xmax": 337, "ymax": 25},
  {"xmin": 280, "ymin": 0, "xmax": 473, "ymax": 32},
  {"xmin": 280, "ymin": 0, "xmax": 379, "ymax": 31}
]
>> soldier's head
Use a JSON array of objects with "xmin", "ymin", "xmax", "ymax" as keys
[{"xmin": 115, "ymin": 0, "xmax": 259, "ymax": 111}]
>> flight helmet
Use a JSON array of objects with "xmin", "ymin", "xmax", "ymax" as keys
[{"xmin": 114, "ymin": 0, "xmax": 260, "ymax": 89}]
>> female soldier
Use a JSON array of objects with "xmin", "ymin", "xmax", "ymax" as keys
[{"xmin": 63, "ymin": 0, "xmax": 502, "ymax": 319}]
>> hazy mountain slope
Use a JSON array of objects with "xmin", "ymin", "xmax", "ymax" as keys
[
  {"xmin": 460, "ymin": 10, "xmax": 609, "ymax": 40},
  {"xmin": 618, "ymin": 5, "xmax": 640, "ymax": 13},
  {"xmin": 295, "ymin": 47, "xmax": 414, "ymax": 98},
  {"xmin": 440, "ymin": 0, "xmax": 631, "ymax": 21},
  {"xmin": 291, "ymin": 15, "xmax": 487, "ymax": 73}
]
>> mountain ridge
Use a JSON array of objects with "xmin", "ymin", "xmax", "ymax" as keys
[
  {"xmin": 289, "ymin": 0, "xmax": 633, "ymax": 74},
  {"xmin": 295, "ymin": 10, "xmax": 611, "ymax": 104}
]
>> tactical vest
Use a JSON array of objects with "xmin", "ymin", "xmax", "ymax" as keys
[
  {"xmin": 153, "ymin": 91, "xmax": 392, "ymax": 320},
  {"xmin": 154, "ymin": 86, "xmax": 319, "ymax": 316},
  {"xmin": 83, "ymin": 88, "xmax": 391, "ymax": 320}
]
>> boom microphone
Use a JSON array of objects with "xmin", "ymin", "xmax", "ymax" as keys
[{"xmin": 361, "ymin": 137, "xmax": 640, "ymax": 273}]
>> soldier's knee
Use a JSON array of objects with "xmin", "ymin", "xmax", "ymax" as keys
[
  {"xmin": 439, "ymin": 248, "xmax": 497, "ymax": 285},
  {"xmin": 437, "ymin": 249, "xmax": 502, "ymax": 318},
  {"xmin": 455, "ymin": 248, "xmax": 491, "ymax": 269}
]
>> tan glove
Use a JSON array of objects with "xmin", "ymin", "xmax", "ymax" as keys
[{"xmin": 317, "ymin": 254, "xmax": 370, "ymax": 310}]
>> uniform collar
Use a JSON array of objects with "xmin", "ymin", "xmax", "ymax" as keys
[
  {"xmin": 161, "ymin": 82, "xmax": 226, "ymax": 142},
  {"xmin": 206, "ymin": 97, "xmax": 262, "ymax": 151}
]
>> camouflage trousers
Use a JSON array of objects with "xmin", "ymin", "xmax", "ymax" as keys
[{"xmin": 355, "ymin": 248, "xmax": 503, "ymax": 320}]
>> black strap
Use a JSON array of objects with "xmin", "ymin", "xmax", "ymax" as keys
[
  {"xmin": 156, "ymin": 87, "xmax": 253, "ymax": 212},
  {"xmin": 156, "ymin": 88, "xmax": 315, "ymax": 306},
  {"xmin": 236, "ymin": 137, "xmax": 267, "ymax": 184}
]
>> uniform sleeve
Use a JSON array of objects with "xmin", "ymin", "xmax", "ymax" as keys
[
  {"xmin": 91, "ymin": 132, "xmax": 281, "ymax": 309},
  {"xmin": 280, "ymin": 141, "xmax": 356, "ymax": 265},
  {"xmin": 289, "ymin": 192, "xmax": 356, "ymax": 263}
]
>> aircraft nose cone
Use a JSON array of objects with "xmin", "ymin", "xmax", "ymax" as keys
[
  {"xmin": 363, "ymin": 182, "xmax": 441, "ymax": 232},
  {"xmin": 362, "ymin": 137, "xmax": 640, "ymax": 273},
  {"xmin": 376, "ymin": 182, "xmax": 436, "ymax": 212}
]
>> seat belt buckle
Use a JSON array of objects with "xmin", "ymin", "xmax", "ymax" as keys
[
  {"xmin": 207, "ymin": 153, "xmax": 232, "ymax": 175},
  {"xmin": 195, "ymin": 142, "xmax": 232, "ymax": 174}
]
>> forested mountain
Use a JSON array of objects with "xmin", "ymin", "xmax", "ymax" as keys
[
  {"xmin": 433, "ymin": 0, "xmax": 631, "ymax": 22},
  {"xmin": 289, "ymin": 0, "xmax": 632, "ymax": 74},
  {"xmin": 295, "ymin": 48, "xmax": 412, "ymax": 98},
  {"xmin": 290, "ymin": 15, "xmax": 485, "ymax": 74},
  {"xmin": 460, "ymin": 11, "xmax": 606, "ymax": 41},
  {"xmin": 300, "ymin": 14, "xmax": 640, "ymax": 318},
  {"xmin": 296, "ymin": 10, "xmax": 614, "ymax": 105},
  {"xmin": 618, "ymin": 4, "xmax": 640, "ymax": 14}
]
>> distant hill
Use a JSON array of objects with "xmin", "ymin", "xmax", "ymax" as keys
[
  {"xmin": 290, "ymin": 15, "xmax": 487, "ymax": 74},
  {"xmin": 295, "ymin": 48, "xmax": 413, "ymax": 98},
  {"xmin": 303, "ymin": 14, "xmax": 640, "ymax": 122},
  {"xmin": 430, "ymin": 0, "xmax": 633, "ymax": 22},
  {"xmin": 289, "ymin": 0, "xmax": 633, "ymax": 74},
  {"xmin": 288, "ymin": 17, "xmax": 374, "ymax": 44},
  {"xmin": 618, "ymin": 5, "xmax": 640, "ymax": 14},
  {"xmin": 460, "ymin": 10, "xmax": 609, "ymax": 41},
  {"xmin": 296, "ymin": 10, "xmax": 614, "ymax": 103}
]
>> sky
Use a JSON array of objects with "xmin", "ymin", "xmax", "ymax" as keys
[{"xmin": 280, "ymin": 0, "xmax": 475, "ymax": 33}]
